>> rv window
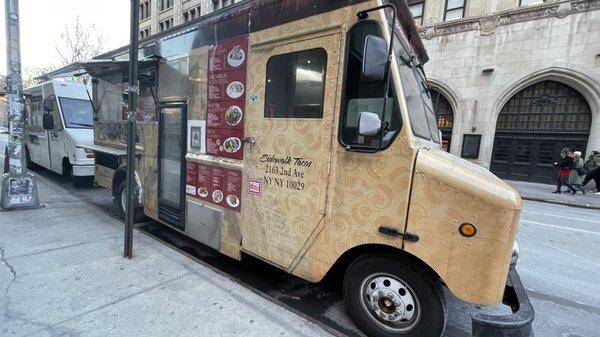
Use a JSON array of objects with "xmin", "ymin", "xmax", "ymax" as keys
[
  {"xmin": 339, "ymin": 21, "xmax": 402, "ymax": 149},
  {"xmin": 264, "ymin": 48, "xmax": 327, "ymax": 119}
]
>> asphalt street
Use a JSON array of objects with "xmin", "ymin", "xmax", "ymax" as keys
[{"xmin": 10, "ymin": 166, "xmax": 600, "ymax": 337}]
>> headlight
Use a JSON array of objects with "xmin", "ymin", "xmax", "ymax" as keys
[{"xmin": 510, "ymin": 239, "xmax": 520, "ymax": 268}]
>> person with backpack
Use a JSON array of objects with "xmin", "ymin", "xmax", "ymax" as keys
[
  {"xmin": 552, "ymin": 148, "xmax": 577, "ymax": 195},
  {"xmin": 582, "ymin": 151, "xmax": 600, "ymax": 194},
  {"xmin": 570, "ymin": 151, "xmax": 587, "ymax": 194}
]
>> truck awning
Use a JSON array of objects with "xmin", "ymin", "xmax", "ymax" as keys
[{"xmin": 39, "ymin": 59, "xmax": 158, "ymax": 80}]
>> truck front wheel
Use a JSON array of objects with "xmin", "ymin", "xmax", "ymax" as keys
[
  {"xmin": 344, "ymin": 255, "xmax": 446, "ymax": 337},
  {"xmin": 116, "ymin": 181, "xmax": 146, "ymax": 223}
]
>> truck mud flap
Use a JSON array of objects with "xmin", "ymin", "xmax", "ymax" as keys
[{"xmin": 471, "ymin": 267, "xmax": 534, "ymax": 337}]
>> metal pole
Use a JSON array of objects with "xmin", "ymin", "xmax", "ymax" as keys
[
  {"xmin": 124, "ymin": 0, "xmax": 139, "ymax": 258},
  {"xmin": 1, "ymin": 0, "xmax": 40, "ymax": 210}
]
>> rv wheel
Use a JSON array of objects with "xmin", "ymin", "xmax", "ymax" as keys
[
  {"xmin": 343, "ymin": 255, "xmax": 446, "ymax": 337},
  {"xmin": 117, "ymin": 181, "xmax": 146, "ymax": 223}
]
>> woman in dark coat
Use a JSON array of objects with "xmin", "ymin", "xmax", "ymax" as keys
[{"xmin": 552, "ymin": 148, "xmax": 577, "ymax": 195}]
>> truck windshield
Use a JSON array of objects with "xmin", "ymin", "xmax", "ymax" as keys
[
  {"xmin": 58, "ymin": 97, "xmax": 94, "ymax": 128},
  {"xmin": 392, "ymin": 24, "xmax": 440, "ymax": 143}
]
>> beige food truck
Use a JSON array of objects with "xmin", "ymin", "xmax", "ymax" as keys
[{"xmin": 46, "ymin": 1, "xmax": 533, "ymax": 336}]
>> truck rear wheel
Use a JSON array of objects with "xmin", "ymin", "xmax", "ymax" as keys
[
  {"xmin": 343, "ymin": 255, "xmax": 446, "ymax": 337},
  {"xmin": 117, "ymin": 181, "xmax": 146, "ymax": 223}
]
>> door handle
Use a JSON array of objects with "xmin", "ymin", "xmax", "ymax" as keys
[{"xmin": 243, "ymin": 136, "xmax": 256, "ymax": 149}]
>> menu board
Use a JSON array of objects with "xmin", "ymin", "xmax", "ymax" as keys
[
  {"xmin": 186, "ymin": 162, "xmax": 242, "ymax": 212},
  {"xmin": 185, "ymin": 162, "xmax": 197, "ymax": 196},
  {"xmin": 206, "ymin": 35, "xmax": 249, "ymax": 160}
]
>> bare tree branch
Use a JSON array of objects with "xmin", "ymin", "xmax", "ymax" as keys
[{"xmin": 24, "ymin": 15, "xmax": 107, "ymax": 87}]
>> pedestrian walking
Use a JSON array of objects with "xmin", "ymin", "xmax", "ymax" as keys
[
  {"xmin": 570, "ymin": 151, "xmax": 586, "ymax": 194},
  {"xmin": 582, "ymin": 151, "xmax": 600, "ymax": 194},
  {"xmin": 552, "ymin": 148, "xmax": 577, "ymax": 195}
]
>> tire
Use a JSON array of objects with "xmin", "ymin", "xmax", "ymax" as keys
[
  {"xmin": 72, "ymin": 175, "xmax": 93, "ymax": 188},
  {"xmin": 343, "ymin": 255, "xmax": 446, "ymax": 337},
  {"xmin": 25, "ymin": 147, "xmax": 37, "ymax": 170},
  {"xmin": 116, "ymin": 180, "xmax": 146, "ymax": 223},
  {"xmin": 66, "ymin": 162, "xmax": 92, "ymax": 188}
]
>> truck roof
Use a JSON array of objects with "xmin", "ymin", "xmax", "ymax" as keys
[{"xmin": 94, "ymin": 0, "xmax": 428, "ymax": 64}]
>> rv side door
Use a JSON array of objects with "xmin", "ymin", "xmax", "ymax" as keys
[{"xmin": 241, "ymin": 33, "xmax": 342, "ymax": 268}]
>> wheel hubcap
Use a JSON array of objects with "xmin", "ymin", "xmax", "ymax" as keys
[{"xmin": 360, "ymin": 273, "xmax": 421, "ymax": 333}]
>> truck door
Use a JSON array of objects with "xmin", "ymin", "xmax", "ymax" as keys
[
  {"xmin": 49, "ymin": 120, "xmax": 66, "ymax": 174},
  {"xmin": 241, "ymin": 33, "xmax": 341, "ymax": 268},
  {"xmin": 26, "ymin": 98, "xmax": 51, "ymax": 170}
]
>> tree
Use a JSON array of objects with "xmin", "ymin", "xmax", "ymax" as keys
[
  {"xmin": 23, "ymin": 16, "xmax": 106, "ymax": 87},
  {"xmin": 56, "ymin": 16, "xmax": 106, "ymax": 66}
]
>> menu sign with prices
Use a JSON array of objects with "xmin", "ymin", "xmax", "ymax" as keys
[
  {"xmin": 186, "ymin": 162, "xmax": 242, "ymax": 212},
  {"xmin": 185, "ymin": 162, "xmax": 197, "ymax": 196},
  {"xmin": 206, "ymin": 35, "xmax": 249, "ymax": 160}
]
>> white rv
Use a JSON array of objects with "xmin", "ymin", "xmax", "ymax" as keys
[{"xmin": 23, "ymin": 79, "xmax": 94, "ymax": 187}]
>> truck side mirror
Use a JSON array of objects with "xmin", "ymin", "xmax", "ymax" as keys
[
  {"xmin": 42, "ymin": 113, "xmax": 54, "ymax": 130},
  {"xmin": 362, "ymin": 35, "xmax": 388, "ymax": 82},
  {"xmin": 43, "ymin": 96, "xmax": 55, "ymax": 113},
  {"xmin": 358, "ymin": 112, "xmax": 382, "ymax": 137}
]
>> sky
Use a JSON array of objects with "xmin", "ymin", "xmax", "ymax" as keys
[{"xmin": 0, "ymin": 0, "xmax": 130, "ymax": 76}]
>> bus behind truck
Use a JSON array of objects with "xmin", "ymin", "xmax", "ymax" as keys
[
  {"xmin": 23, "ymin": 79, "xmax": 95, "ymax": 187},
  {"xmin": 46, "ymin": 1, "xmax": 534, "ymax": 336}
]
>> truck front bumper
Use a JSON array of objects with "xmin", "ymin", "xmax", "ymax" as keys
[
  {"xmin": 72, "ymin": 164, "xmax": 95, "ymax": 177},
  {"xmin": 472, "ymin": 267, "xmax": 534, "ymax": 337}
]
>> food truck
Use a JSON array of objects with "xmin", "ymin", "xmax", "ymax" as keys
[
  {"xmin": 45, "ymin": 1, "xmax": 533, "ymax": 336},
  {"xmin": 22, "ymin": 79, "xmax": 95, "ymax": 187}
]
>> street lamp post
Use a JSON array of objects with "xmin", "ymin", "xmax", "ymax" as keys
[
  {"xmin": 124, "ymin": 0, "xmax": 139, "ymax": 258},
  {"xmin": 1, "ymin": 0, "xmax": 40, "ymax": 210}
]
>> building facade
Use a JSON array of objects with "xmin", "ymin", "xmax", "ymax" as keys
[
  {"xmin": 410, "ymin": 0, "xmax": 600, "ymax": 183},
  {"xmin": 136, "ymin": 0, "xmax": 599, "ymax": 183},
  {"xmin": 138, "ymin": 0, "xmax": 243, "ymax": 39}
]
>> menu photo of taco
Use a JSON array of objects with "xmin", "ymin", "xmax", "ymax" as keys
[
  {"xmin": 223, "ymin": 137, "xmax": 241, "ymax": 154},
  {"xmin": 225, "ymin": 105, "xmax": 243, "ymax": 127},
  {"xmin": 227, "ymin": 45, "xmax": 245, "ymax": 68},
  {"xmin": 226, "ymin": 194, "xmax": 240, "ymax": 208},
  {"xmin": 198, "ymin": 186, "xmax": 209, "ymax": 198},
  {"xmin": 226, "ymin": 81, "xmax": 245, "ymax": 99}
]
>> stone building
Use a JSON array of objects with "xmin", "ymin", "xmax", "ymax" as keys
[
  {"xmin": 138, "ymin": 0, "xmax": 243, "ymax": 39},
  {"xmin": 410, "ymin": 0, "xmax": 600, "ymax": 183}
]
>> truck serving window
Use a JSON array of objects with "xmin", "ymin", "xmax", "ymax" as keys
[
  {"xmin": 339, "ymin": 21, "xmax": 402, "ymax": 149},
  {"xmin": 94, "ymin": 70, "xmax": 157, "ymax": 122},
  {"xmin": 264, "ymin": 48, "xmax": 327, "ymax": 118},
  {"xmin": 59, "ymin": 97, "xmax": 94, "ymax": 129}
]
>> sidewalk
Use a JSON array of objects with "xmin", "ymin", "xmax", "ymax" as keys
[
  {"xmin": 0, "ymin": 175, "xmax": 333, "ymax": 337},
  {"xmin": 506, "ymin": 180, "xmax": 600, "ymax": 210}
]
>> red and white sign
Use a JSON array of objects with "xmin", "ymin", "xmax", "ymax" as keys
[
  {"xmin": 186, "ymin": 161, "xmax": 242, "ymax": 212},
  {"xmin": 185, "ymin": 162, "xmax": 197, "ymax": 196},
  {"xmin": 248, "ymin": 179, "xmax": 263, "ymax": 197},
  {"xmin": 206, "ymin": 35, "xmax": 249, "ymax": 161}
]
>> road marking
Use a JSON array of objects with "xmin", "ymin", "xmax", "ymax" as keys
[
  {"xmin": 521, "ymin": 220, "xmax": 600, "ymax": 236},
  {"xmin": 522, "ymin": 209, "xmax": 600, "ymax": 224}
]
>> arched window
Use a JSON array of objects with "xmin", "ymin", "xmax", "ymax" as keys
[
  {"xmin": 431, "ymin": 89, "xmax": 454, "ymax": 152},
  {"xmin": 491, "ymin": 81, "xmax": 592, "ymax": 183}
]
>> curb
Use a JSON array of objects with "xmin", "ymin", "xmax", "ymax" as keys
[{"xmin": 521, "ymin": 196, "xmax": 600, "ymax": 210}]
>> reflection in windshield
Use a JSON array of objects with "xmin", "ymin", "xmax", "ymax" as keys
[
  {"xmin": 392, "ymin": 28, "xmax": 440, "ymax": 143},
  {"xmin": 59, "ymin": 97, "xmax": 94, "ymax": 128}
]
